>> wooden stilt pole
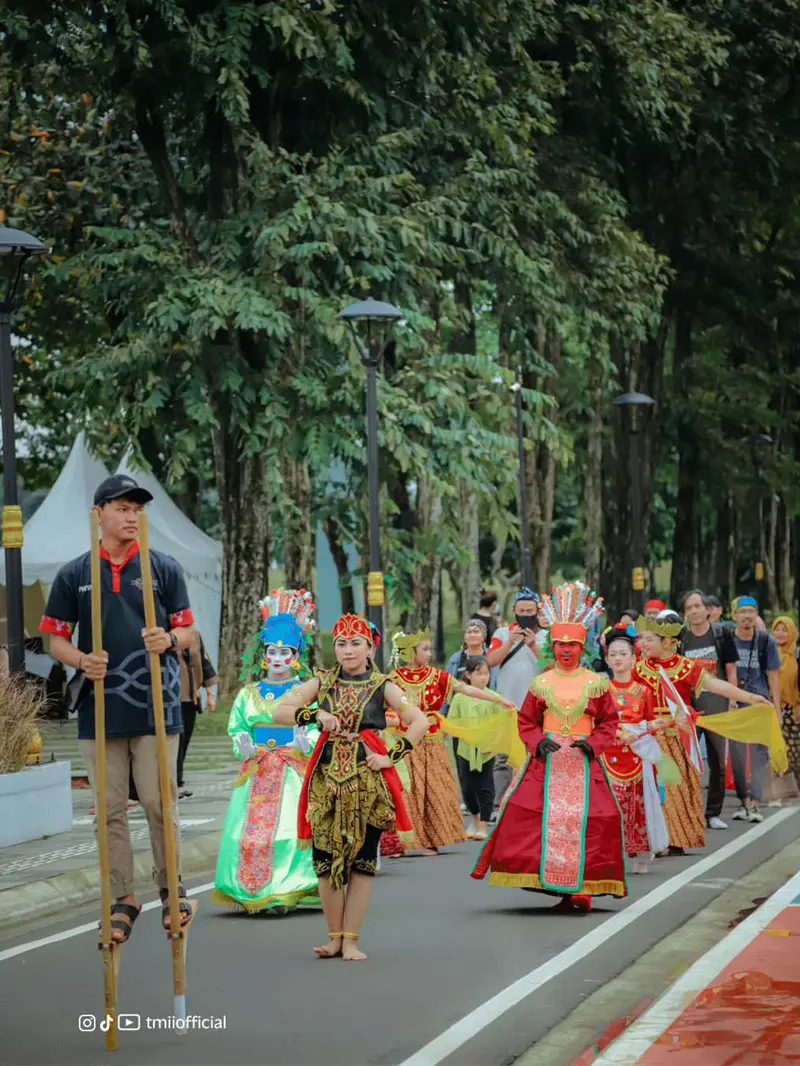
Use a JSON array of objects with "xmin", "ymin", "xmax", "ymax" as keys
[
  {"xmin": 138, "ymin": 513, "xmax": 195, "ymax": 1027},
  {"xmin": 91, "ymin": 510, "xmax": 119, "ymax": 1051}
]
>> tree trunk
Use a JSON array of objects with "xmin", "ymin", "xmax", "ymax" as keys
[
  {"xmin": 455, "ymin": 488, "xmax": 481, "ymax": 627},
  {"xmin": 213, "ymin": 429, "xmax": 270, "ymax": 699},
  {"xmin": 282, "ymin": 456, "xmax": 314, "ymax": 592},
  {"xmin": 670, "ymin": 307, "xmax": 697, "ymax": 603},
  {"xmin": 583, "ymin": 354, "xmax": 603, "ymax": 588},
  {"xmin": 526, "ymin": 321, "xmax": 562, "ymax": 591},
  {"xmin": 601, "ymin": 319, "xmax": 667, "ymax": 618},
  {"xmin": 714, "ymin": 496, "xmax": 735, "ymax": 602},
  {"xmin": 411, "ymin": 480, "xmax": 442, "ymax": 631},
  {"xmin": 781, "ymin": 503, "xmax": 792, "ymax": 610},
  {"xmin": 765, "ymin": 491, "xmax": 779, "ymax": 610},
  {"xmin": 322, "ymin": 518, "xmax": 355, "ymax": 615}
]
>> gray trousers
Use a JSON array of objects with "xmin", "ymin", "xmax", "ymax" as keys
[
  {"xmin": 493, "ymin": 753, "xmax": 514, "ymax": 809},
  {"xmin": 729, "ymin": 740, "xmax": 769, "ymax": 804}
]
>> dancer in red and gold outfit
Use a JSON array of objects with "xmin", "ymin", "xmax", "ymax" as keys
[
  {"xmin": 274, "ymin": 614, "xmax": 427, "ymax": 961},
  {"xmin": 473, "ymin": 583, "xmax": 626, "ymax": 912},
  {"xmin": 602, "ymin": 626, "xmax": 669, "ymax": 872},
  {"xmin": 391, "ymin": 630, "xmax": 514, "ymax": 856},
  {"xmin": 634, "ymin": 611, "xmax": 767, "ymax": 855}
]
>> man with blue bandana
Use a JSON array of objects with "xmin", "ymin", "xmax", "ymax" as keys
[
  {"xmin": 730, "ymin": 596, "xmax": 781, "ymax": 823},
  {"xmin": 487, "ymin": 588, "xmax": 545, "ymax": 807}
]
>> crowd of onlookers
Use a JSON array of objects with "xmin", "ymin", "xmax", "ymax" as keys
[{"xmin": 443, "ymin": 585, "xmax": 800, "ymax": 832}]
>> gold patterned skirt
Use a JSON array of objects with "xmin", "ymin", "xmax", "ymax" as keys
[
  {"xmin": 405, "ymin": 733, "xmax": 467, "ymax": 851},
  {"xmin": 658, "ymin": 732, "xmax": 705, "ymax": 850},
  {"xmin": 307, "ymin": 761, "xmax": 395, "ymax": 890}
]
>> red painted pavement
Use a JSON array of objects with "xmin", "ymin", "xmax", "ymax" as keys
[{"xmin": 637, "ymin": 899, "xmax": 800, "ymax": 1064}]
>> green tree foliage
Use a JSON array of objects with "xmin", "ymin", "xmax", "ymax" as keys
[{"xmin": 4, "ymin": 0, "xmax": 800, "ymax": 679}]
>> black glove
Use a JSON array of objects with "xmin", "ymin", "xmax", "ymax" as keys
[
  {"xmin": 571, "ymin": 738, "xmax": 595, "ymax": 760},
  {"xmin": 536, "ymin": 737, "xmax": 560, "ymax": 759}
]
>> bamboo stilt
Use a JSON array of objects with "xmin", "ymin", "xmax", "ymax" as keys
[
  {"xmin": 138, "ymin": 513, "xmax": 195, "ymax": 1026},
  {"xmin": 91, "ymin": 510, "xmax": 119, "ymax": 1051}
]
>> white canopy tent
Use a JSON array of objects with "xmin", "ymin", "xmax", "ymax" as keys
[
  {"xmin": 0, "ymin": 432, "xmax": 112, "ymax": 589},
  {"xmin": 0, "ymin": 434, "xmax": 222, "ymax": 664},
  {"xmin": 115, "ymin": 453, "xmax": 222, "ymax": 662}
]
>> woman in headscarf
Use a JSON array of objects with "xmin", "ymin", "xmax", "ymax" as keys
[{"xmin": 771, "ymin": 617, "xmax": 800, "ymax": 781}]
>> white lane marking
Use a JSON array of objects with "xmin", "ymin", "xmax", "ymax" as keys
[
  {"xmin": 592, "ymin": 865, "xmax": 800, "ymax": 1064},
  {"xmin": 0, "ymin": 882, "xmax": 215, "ymax": 964},
  {"xmin": 396, "ymin": 807, "xmax": 798, "ymax": 1066}
]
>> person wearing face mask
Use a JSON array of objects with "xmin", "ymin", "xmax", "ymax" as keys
[
  {"xmin": 213, "ymin": 590, "xmax": 321, "ymax": 916},
  {"xmin": 487, "ymin": 588, "xmax": 545, "ymax": 808},
  {"xmin": 473, "ymin": 582, "xmax": 626, "ymax": 913}
]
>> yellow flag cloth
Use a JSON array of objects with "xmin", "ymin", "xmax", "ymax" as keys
[
  {"xmin": 435, "ymin": 706, "xmax": 526, "ymax": 770},
  {"xmin": 699, "ymin": 705, "xmax": 789, "ymax": 774}
]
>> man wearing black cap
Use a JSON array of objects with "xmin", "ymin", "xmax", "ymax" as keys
[{"xmin": 40, "ymin": 475, "xmax": 196, "ymax": 944}]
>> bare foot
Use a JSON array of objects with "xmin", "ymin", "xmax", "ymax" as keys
[
  {"xmin": 422, "ymin": 848, "xmax": 439, "ymax": 857},
  {"xmin": 342, "ymin": 938, "xmax": 367, "ymax": 962},
  {"xmin": 313, "ymin": 937, "xmax": 342, "ymax": 958}
]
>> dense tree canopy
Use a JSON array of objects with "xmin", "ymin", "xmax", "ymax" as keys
[{"xmin": 3, "ymin": 1, "xmax": 800, "ymax": 685}]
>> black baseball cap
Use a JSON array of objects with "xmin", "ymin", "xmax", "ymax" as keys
[{"xmin": 93, "ymin": 474, "xmax": 154, "ymax": 507}]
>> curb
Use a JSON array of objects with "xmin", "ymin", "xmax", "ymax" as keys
[{"xmin": 0, "ymin": 831, "xmax": 222, "ymax": 931}]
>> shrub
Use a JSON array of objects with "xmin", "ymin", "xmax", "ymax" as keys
[{"xmin": 0, "ymin": 675, "xmax": 47, "ymax": 775}]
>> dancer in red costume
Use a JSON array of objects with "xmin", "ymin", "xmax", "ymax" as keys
[{"xmin": 473, "ymin": 583, "xmax": 626, "ymax": 913}]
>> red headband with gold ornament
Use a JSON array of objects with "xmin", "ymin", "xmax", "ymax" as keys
[
  {"xmin": 332, "ymin": 614, "xmax": 373, "ymax": 642},
  {"xmin": 551, "ymin": 622, "xmax": 588, "ymax": 646}
]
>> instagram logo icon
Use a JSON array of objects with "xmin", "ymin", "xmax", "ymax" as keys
[{"xmin": 78, "ymin": 1015, "xmax": 96, "ymax": 1032}]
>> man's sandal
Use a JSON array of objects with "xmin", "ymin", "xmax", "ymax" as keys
[
  {"xmin": 159, "ymin": 886, "xmax": 195, "ymax": 932},
  {"xmin": 98, "ymin": 902, "xmax": 142, "ymax": 947}
]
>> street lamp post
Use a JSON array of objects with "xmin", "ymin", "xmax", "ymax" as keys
[
  {"xmin": 613, "ymin": 391, "xmax": 656, "ymax": 615},
  {"xmin": 338, "ymin": 298, "xmax": 405, "ymax": 668},
  {"xmin": 742, "ymin": 433, "xmax": 773, "ymax": 608},
  {"xmin": 511, "ymin": 376, "xmax": 534, "ymax": 589},
  {"xmin": 0, "ymin": 227, "xmax": 48, "ymax": 675}
]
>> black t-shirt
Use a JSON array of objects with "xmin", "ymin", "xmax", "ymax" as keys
[
  {"xmin": 680, "ymin": 623, "xmax": 738, "ymax": 715},
  {"xmin": 41, "ymin": 544, "xmax": 194, "ymax": 740}
]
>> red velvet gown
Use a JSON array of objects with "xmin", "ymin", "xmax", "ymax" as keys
[{"xmin": 472, "ymin": 668, "xmax": 627, "ymax": 898}]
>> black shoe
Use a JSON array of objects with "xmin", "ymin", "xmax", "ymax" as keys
[{"xmin": 178, "ymin": 787, "xmax": 193, "ymax": 798}]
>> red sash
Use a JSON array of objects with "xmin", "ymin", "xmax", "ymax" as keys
[{"xmin": 297, "ymin": 729, "xmax": 413, "ymax": 844}]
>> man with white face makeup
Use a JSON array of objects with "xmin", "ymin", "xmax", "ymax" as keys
[{"xmin": 214, "ymin": 589, "xmax": 320, "ymax": 915}]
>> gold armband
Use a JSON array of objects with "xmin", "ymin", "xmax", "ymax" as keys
[
  {"xmin": 387, "ymin": 735, "xmax": 414, "ymax": 764},
  {"xmin": 294, "ymin": 707, "xmax": 318, "ymax": 727}
]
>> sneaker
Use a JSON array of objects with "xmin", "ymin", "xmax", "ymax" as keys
[
  {"xmin": 707, "ymin": 816, "xmax": 728, "ymax": 830},
  {"xmin": 748, "ymin": 807, "xmax": 764, "ymax": 823},
  {"xmin": 732, "ymin": 806, "xmax": 749, "ymax": 821}
]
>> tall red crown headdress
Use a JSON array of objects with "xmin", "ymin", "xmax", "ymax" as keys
[
  {"xmin": 541, "ymin": 582, "xmax": 604, "ymax": 646},
  {"xmin": 332, "ymin": 614, "xmax": 373, "ymax": 642}
]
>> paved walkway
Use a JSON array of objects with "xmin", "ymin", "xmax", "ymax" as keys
[{"xmin": 587, "ymin": 865, "xmax": 800, "ymax": 1065}]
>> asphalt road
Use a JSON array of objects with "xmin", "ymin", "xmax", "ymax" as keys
[{"xmin": 1, "ymin": 805, "xmax": 797, "ymax": 1066}]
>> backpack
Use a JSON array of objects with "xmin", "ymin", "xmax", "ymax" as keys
[{"xmin": 681, "ymin": 622, "xmax": 768, "ymax": 680}]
